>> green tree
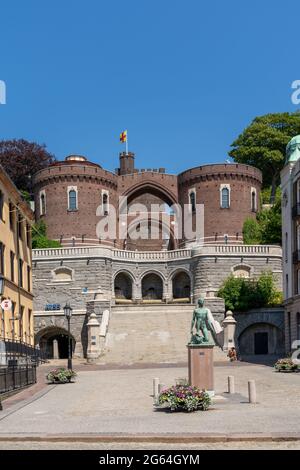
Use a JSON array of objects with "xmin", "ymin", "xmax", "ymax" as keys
[
  {"xmin": 229, "ymin": 112, "xmax": 300, "ymax": 203},
  {"xmin": 32, "ymin": 220, "xmax": 61, "ymax": 249},
  {"xmin": 243, "ymin": 217, "xmax": 262, "ymax": 245},
  {"xmin": 257, "ymin": 200, "xmax": 282, "ymax": 245}
]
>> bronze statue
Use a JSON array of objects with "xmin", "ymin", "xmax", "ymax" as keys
[{"xmin": 190, "ymin": 297, "xmax": 218, "ymax": 345}]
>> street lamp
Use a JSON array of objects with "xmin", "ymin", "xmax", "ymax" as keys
[{"xmin": 63, "ymin": 302, "xmax": 73, "ymax": 370}]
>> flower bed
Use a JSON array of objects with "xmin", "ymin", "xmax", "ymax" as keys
[
  {"xmin": 156, "ymin": 384, "xmax": 211, "ymax": 412},
  {"xmin": 46, "ymin": 368, "xmax": 77, "ymax": 384},
  {"xmin": 274, "ymin": 358, "xmax": 299, "ymax": 373}
]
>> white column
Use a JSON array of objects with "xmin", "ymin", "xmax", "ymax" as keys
[
  {"xmin": 86, "ymin": 313, "xmax": 101, "ymax": 363},
  {"xmin": 222, "ymin": 310, "xmax": 237, "ymax": 351}
]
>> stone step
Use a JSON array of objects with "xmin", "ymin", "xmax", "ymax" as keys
[{"xmin": 98, "ymin": 305, "xmax": 228, "ymax": 365}]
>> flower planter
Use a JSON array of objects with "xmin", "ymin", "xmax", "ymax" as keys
[{"xmin": 46, "ymin": 368, "xmax": 77, "ymax": 384}]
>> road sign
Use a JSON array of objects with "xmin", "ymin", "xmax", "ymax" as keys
[{"xmin": 1, "ymin": 299, "xmax": 12, "ymax": 311}]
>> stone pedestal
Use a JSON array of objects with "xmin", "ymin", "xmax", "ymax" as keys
[
  {"xmin": 222, "ymin": 310, "xmax": 237, "ymax": 351},
  {"xmin": 86, "ymin": 313, "xmax": 100, "ymax": 363},
  {"xmin": 188, "ymin": 344, "xmax": 214, "ymax": 395}
]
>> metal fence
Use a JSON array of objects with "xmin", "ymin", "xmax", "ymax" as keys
[
  {"xmin": 0, "ymin": 337, "xmax": 47, "ymax": 366},
  {"xmin": 0, "ymin": 365, "xmax": 37, "ymax": 395}
]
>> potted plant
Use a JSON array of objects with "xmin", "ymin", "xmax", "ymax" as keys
[
  {"xmin": 46, "ymin": 368, "xmax": 77, "ymax": 384},
  {"xmin": 155, "ymin": 384, "xmax": 211, "ymax": 412},
  {"xmin": 274, "ymin": 358, "xmax": 298, "ymax": 373}
]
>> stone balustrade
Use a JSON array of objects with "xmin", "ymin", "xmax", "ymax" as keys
[{"xmin": 32, "ymin": 244, "xmax": 282, "ymax": 262}]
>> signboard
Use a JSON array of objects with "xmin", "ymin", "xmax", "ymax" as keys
[
  {"xmin": 1, "ymin": 299, "xmax": 12, "ymax": 311},
  {"xmin": 45, "ymin": 304, "xmax": 61, "ymax": 311}
]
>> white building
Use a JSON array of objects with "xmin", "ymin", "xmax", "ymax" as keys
[{"xmin": 281, "ymin": 135, "xmax": 300, "ymax": 352}]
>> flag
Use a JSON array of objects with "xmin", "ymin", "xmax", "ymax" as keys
[{"xmin": 120, "ymin": 130, "xmax": 127, "ymax": 143}]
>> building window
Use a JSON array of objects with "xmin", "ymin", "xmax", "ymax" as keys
[
  {"xmin": 19, "ymin": 305, "xmax": 24, "ymax": 341},
  {"xmin": 19, "ymin": 259, "xmax": 23, "ymax": 288},
  {"xmin": 28, "ymin": 309, "xmax": 32, "ymax": 342},
  {"xmin": 190, "ymin": 192, "xmax": 196, "ymax": 213},
  {"xmin": 0, "ymin": 190, "xmax": 4, "ymax": 220},
  {"xmin": 68, "ymin": 187, "xmax": 78, "ymax": 211},
  {"xmin": 40, "ymin": 191, "xmax": 46, "ymax": 216},
  {"xmin": 17, "ymin": 213, "xmax": 23, "ymax": 239},
  {"xmin": 0, "ymin": 242, "xmax": 5, "ymax": 275},
  {"xmin": 26, "ymin": 224, "xmax": 31, "ymax": 248},
  {"xmin": 251, "ymin": 188, "xmax": 257, "ymax": 212},
  {"xmin": 10, "ymin": 251, "xmax": 15, "ymax": 282},
  {"xmin": 220, "ymin": 185, "xmax": 230, "ymax": 209},
  {"xmin": 102, "ymin": 191, "xmax": 109, "ymax": 215},
  {"xmin": 9, "ymin": 202, "xmax": 15, "ymax": 230},
  {"xmin": 27, "ymin": 265, "xmax": 31, "ymax": 292}
]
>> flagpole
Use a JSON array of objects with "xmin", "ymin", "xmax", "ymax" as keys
[{"xmin": 126, "ymin": 130, "xmax": 128, "ymax": 155}]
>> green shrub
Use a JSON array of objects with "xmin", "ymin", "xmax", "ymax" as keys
[
  {"xmin": 32, "ymin": 220, "xmax": 61, "ymax": 249},
  {"xmin": 217, "ymin": 271, "xmax": 282, "ymax": 311}
]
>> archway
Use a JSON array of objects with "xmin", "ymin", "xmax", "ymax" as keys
[
  {"xmin": 172, "ymin": 271, "xmax": 191, "ymax": 301},
  {"xmin": 114, "ymin": 272, "xmax": 133, "ymax": 300},
  {"xmin": 238, "ymin": 323, "xmax": 284, "ymax": 356},
  {"xmin": 142, "ymin": 273, "xmax": 163, "ymax": 301},
  {"xmin": 36, "ymin": 327, "xmax": 76, "ymax": 360},
  {"xmin": 120, "ymin": 183, "xmax": 178, "ymax": 251}
]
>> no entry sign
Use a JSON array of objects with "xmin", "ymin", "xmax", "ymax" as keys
[{"xmin": 1, "ymin": 299, "xmax": 12, "ymax": 311}]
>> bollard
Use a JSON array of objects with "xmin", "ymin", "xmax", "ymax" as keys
[
  {"xmin": 228, "ymin": 375, "xmax": 235, "ymax": 394},
  {"xmin": 248, "ymin": 380, "xmax": 257, "ymax": 404},
  {"xmin": 153, "ymin": 377, "xmax": 160, "ymax": 401}
]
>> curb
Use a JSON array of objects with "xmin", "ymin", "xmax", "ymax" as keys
[{"xmin": 0, "ymin": 433, "xmax": 299, "ymax": 443}]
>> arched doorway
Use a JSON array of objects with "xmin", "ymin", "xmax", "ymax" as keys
[
  {"xmin": 142, "ymin": 273, "xmax": 163, "ymax": 301},
  {"xmin": 114, "ymin": 272, "xmax": 133, "ymax": 300},
  {"xmin": 172, "ymin": 271, "xmax": 191, "ymax": 301},
  {"xmin": 120, "ymin": 183, "xmax": 178, "ymax": 251},
  {"xmin": 36, "ymin": 327, "xmax": 76, "ymax": 360},
  {"xmin": 238, "ymin": 323, "xmax": 284, "ymax": 356}
]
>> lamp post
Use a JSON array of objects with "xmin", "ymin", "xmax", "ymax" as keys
[{"xmin": 63, "ymin": 302, "xmax": 73, "ymax": 370}]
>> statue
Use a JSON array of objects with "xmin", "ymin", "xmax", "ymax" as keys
[{"xmin": 189, "ymin": 297, "xmax": 221, "ymax": 345}]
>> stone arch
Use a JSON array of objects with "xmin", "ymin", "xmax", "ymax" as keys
[
  {"xmin": 120, "ymin": 181, "xmax": 178, "ymax": 208},
  {"xmin": 141, "ymin": 271, "xmax": 164, "ymax": 301},
  {"xmin": 170, "ymin": 269, "xmax": 192, "ymax": 301},
  {"xmin": 35, "ymin": 326, "xmax": 76, "ymax": 360},
  {"xmin": 238, "ymin": 322, "xmax": 284, "ymax": 356},
  {"xmin": 114, "ymin": 271, "xmax": 133, "ymax": 300}
]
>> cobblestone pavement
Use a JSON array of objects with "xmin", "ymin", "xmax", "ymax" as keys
[{"xmin": 0, "ymin": 362, "xmax": 299, "ymax": 439}]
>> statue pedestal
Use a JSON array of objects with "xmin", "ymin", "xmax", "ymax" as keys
[{"xmin": 188, "ymin": 344, "xmax": 214, "ymax": 396}]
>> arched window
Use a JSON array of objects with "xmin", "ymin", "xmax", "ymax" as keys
[
  {"xmin": 68, "ymin": 190, "xmax": 77, "ymax": 211},
  {"xmin": 102, "ymin": 191, "xmax": 109, "ymax": 215},
  {"xmin": 40, "ymin": 191, "xmax": 46, "ymax": 215},
  {"xmin": 53, "ymin": 267, "xmax": 73, "ymax": 282},
  {"xmin": 190, "ymin": 192, "xmax": 196, "ymax": 213},
  {"xmin": 221, "ymin": 187, "xmax": 230, "ymax": 209},
  {"xmin": 251, "ymin": 190, "xmax": 256, "ymax": 212}
]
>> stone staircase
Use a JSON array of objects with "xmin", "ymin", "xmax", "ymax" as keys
[{"xmin": 99, "ymin": 303, "xmax": 228, "ymax": 365}]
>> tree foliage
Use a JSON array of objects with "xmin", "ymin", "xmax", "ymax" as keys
[
  {"xmin": 229, "ymin": 112, "xmax": 300, "ymax": 202},
  {"xmin": 242, "ymin": 202, "xmax": 282, "ymax": 245},
  {"xmin": 0, "ymin": 139, "xmax": 55, "ymax": 193},
  {"xmin": 32, "ymin": 220, "xmax": 61, "ymax": 249},
  {"xmin": 217, "ymin": 272, "xmax": 282, "ymax": 312}
]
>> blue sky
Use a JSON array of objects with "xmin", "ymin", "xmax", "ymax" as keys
[{"xmin": 0, "ymin": 0, "xmax": 299, "ymax": 174}]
